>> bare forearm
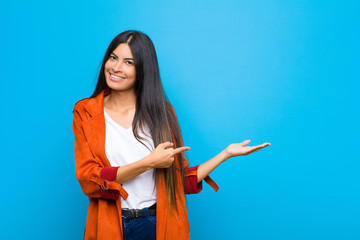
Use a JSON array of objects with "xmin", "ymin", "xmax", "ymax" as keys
[
  {"xmin": 115, "ymin": 142, "xmax": 191, "ymax": 184},
  {"xmin": 115, "ymin": 156, "xmax": 152, "ymax": 184},
  {"xmin": 197, "ymin": 149, "xmax": 230, "ymax": 183}
]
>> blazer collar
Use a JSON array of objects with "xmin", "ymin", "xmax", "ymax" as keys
[{"xmin": 84, "ymin": 87, "xmax": 111, "ymax": 117}]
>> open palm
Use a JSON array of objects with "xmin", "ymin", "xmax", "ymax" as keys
[{"xmin": 226, "ymin": 140, "xmax": 271, "ymax": 158}]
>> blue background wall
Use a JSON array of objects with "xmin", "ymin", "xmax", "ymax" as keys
[{"xmin": 1, "ymin": 0, "xmax": 359, "ymax": 239}]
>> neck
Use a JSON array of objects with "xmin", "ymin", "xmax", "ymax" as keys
[{"xmin": 104, "ymin": 89, "xmax": 137, "ymax": 111}]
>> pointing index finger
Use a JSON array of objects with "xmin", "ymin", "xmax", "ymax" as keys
[{"xmin": 172, "ymin": 146, "xmax": 191, "ymax": 155}]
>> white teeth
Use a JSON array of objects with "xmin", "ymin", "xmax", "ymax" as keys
[{"xmin": 110, "ymin": 73, "xmax": 124, "ymax": 79}]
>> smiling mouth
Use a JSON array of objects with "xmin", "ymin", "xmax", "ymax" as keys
[{"xmin": 110, "ymin": 73, "xmax": 125, "ymax": 80}]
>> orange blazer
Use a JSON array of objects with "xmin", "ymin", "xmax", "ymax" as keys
[{"xmin": 72, "ymin": 87, "xmax": 218, "ymax": 240}]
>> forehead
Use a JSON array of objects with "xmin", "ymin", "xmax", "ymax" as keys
[{"xmin": 112, "ymin": 43, "xmax": 133, "ymax": 58}]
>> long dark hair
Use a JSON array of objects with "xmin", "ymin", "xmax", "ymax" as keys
[{"xmin": 91, "ymin": 30, "xmax": 185, "ymax": 211}]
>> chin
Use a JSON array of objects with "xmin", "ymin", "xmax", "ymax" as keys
[{"xmin": 106, "ymin": 82, "xmax": 133, "ymax": 92}]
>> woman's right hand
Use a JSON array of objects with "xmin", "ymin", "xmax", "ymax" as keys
[{"xmin": 147, "ymin": 142, "xmax": 191, "ymax": 168}]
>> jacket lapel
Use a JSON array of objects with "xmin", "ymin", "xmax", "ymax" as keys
[{"xmin": 82, "ymin": 87, "xmax": 112, "ymax": 167}]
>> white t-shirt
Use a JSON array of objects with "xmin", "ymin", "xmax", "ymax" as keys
[{"xmin": 104, "ymin": 108, "xmax": 157, "ymax": 209}]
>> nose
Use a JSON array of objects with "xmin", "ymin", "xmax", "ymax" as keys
[{"xmin": 112, "ymin": 61, "xmax": 123, "ymax": 72}]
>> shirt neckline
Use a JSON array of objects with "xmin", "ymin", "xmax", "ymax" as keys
[{"xmin": 104, "ymin": 108, "xmax": 132, "ymax": 132}]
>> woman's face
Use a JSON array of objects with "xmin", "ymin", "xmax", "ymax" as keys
[{"xmin": 104, "ymin": 43, "xmax": 136, "ymax": 92}]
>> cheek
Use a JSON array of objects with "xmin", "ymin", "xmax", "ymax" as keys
[
  {"xmin": 104, "ymin": 60, "xmax": 114, "ymax": 72},
  {"xmin": 129, "ymin": 67, "xmax": 136, "ymax": 78}
]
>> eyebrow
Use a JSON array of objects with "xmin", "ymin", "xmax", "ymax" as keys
[{"xmin": 111, "ymin": 53, "xmax": 134, "ymax": 61}]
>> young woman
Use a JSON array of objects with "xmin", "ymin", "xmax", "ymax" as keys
[{"xmin": 72, "ymin": 30, "xmax": 271, "ymax": 240}]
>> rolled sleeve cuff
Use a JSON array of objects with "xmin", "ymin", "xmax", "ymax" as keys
[
  {"xmin": 184, "ymin": 165, "xmax": 219, "ymax": 194},
  {"xmin": 100, "ymin": 167, "xmax": 120, "ymax": 200}
]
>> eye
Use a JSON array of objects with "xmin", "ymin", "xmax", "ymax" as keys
[
  {"xmin": 126, "ymin": 61, "xmax": 134, "ymax": 65},
  {"xmin": 109, "ymin": 55, "xmax": 116, "ymax": 60}
]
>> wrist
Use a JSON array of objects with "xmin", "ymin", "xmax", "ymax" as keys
[
  {"xmin": 222, "ymin": 148, "xmax": 232, "ymax": 161},
  {"xmin": 142, "ymin": 155, "xmax": 155, "ymax": 170}
]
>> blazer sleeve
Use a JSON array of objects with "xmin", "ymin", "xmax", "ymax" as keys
[
  {"xmin": 167, "ymin": 103, "xmax": 219, "ymax": 194},
  {"xmin": 72, "ymin": 104, "xmax": 128, "ymax": 201}
]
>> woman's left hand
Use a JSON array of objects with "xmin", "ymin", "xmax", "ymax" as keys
[{"xmin": 225, "ymin": 140, "xmax": 271, "ymax": 158}]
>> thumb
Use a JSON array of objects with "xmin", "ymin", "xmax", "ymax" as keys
[
  {"xmin": 161, "ymin": 142, "xmax": 174, "ymax": 149},
  {"xmin": 240, "ymin": 139, "xmax": 251, "ymax": 146}
]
